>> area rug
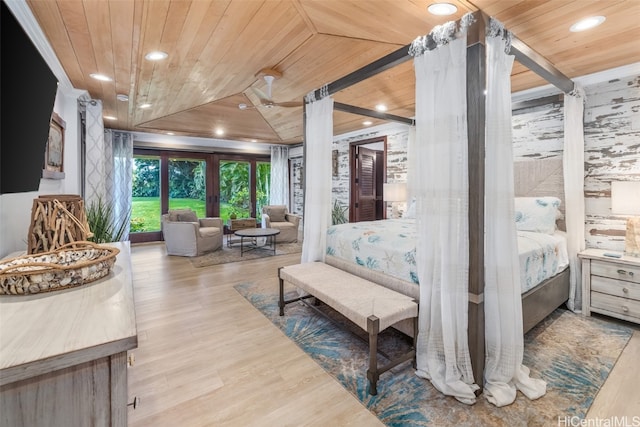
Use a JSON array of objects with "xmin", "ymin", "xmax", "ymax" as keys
[
  {"xmin": 235, "ymin": 281, "xmax": 635, "ymax": 427},
  {"xmin": 190, "ymin": 240, "xmax": 302, "ymax": 267}
]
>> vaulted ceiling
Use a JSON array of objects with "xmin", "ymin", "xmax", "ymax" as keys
[{"xmin": 26, "ymin": 0, "xmax": 640, "ymax": 145}]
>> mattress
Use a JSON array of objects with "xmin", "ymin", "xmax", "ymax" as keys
[{"xmin": 325, "ymin": 219, "xmax": 568, "ymax": 294}]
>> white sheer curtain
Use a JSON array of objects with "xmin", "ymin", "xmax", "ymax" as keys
[
  {"xmin": 269, "ymin": 145, "xmax": 289, "ymax": 206},
  {"xmin": 483, "ymin": 21, "xmax": 546, "ymax": 407},
  {"xmin": 104, "ymin": 130, "xmax": 134, "ymax": 240},
  {"xmin": 563, "ymin": 86, "xmax": 586, "ymax": 312},
  {"xmin": 406, "ymin": 126, "xmax": 417, "ymax": 200},
  {"xmin": 301, "ymin": 93, "xmax": 333, "ymax": 263},
  {"xmin": 410, "ymin": 16, "xmax": 478, "ymax": 404}
]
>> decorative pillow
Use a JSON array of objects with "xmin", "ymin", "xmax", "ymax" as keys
[
  {"xmin": 169, "ymin": 209, "xmax": 198, "ymax": 222},
  {"xmin": 403, "ymin": 198, "xmax": 417, "ymax": 219},
  {"xmin": 514, "ymin": 197, "xmax": 561, "ymax": 235},
  {"xmin": 265, "ymin": 206, "xmax": 287, "ymax": 222}
]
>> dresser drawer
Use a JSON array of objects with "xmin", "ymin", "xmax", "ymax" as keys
[
  {"xmin": 591, "ymin": 276, "xmax": 640, "ymax": 300},
  {"xmin": 591, "ymin": 291, "xmax": 640, "ymax": 319},
  {"xmin": 591, "ymin": 260, "xmax": 640, "ymax": 284}
]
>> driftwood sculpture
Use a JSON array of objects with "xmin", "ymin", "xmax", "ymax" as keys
[{"xmin": 27, "ymin": 194, "xmax": 93, "ymax": 254}]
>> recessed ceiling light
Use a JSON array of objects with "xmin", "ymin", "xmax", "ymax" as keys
[
  {"xmin": 116, "ymin": 94, "xmax": 129, "ymax": 101},
  {"xmin": 145, "ymin": 51, "xmax": 168, "ymax": 61},
  {"xmin": 166, "ymin": 132, "xmax": 175, "ymax": 136},
  {"xmin": 250, "ymin": 139, "xmax": 257, "ymax": 143},
  {"xmin": 215, "ymin": 129, "xmax": 225, "ymax": 136},
  {"xmin": 375, "ymin": 104, "xmax": 387, "ymax": 112},
  {"xmin": 363, "ymin": 120, "xmax": 373, "ymax": 126},
  {"xmin": 89, "ymin": 73, "xmax": 112, "ymax": 82},
  {"xmin": 103, "ymin": 115, "xmax": 117, "ymax": 121},
  {"xmin": 427, "ymin": 3, "xmax": 457, "ymax": 16},
  {"xmin": 139, "ymin": 103, "xmax": 152, "ymax": 109},
  {"xmin": 570, "ymin": 16, "xmax": 606, "ymax": 32}
]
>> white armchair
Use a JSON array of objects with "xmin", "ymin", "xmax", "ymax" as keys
[
  {"xmin": 161, "ymin": 209, "xmax": 223, "ymax": 256},
  {"xmin": 261, "ymin": 205, "xmax": 301, "ymax": 243}
]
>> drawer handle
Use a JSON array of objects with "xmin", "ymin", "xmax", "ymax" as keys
[
  {"xmin": 623, "ymin": 287, "xmax": 629, "ymax": 293},
  {"xmin": 622, "ymin": 306, "xmax": 629, "ymax": 313},
  {"xmin": 617, "ymin": 269, "xmax": 632, "ymax": 276},
  {"xmin": 128, "ymin": 396, "xmax": 140, "ymax": 409}
]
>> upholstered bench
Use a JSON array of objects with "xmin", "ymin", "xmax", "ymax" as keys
[{"xmin": 278, "ymin": 262, "xmax": 418, "ymax": 395}]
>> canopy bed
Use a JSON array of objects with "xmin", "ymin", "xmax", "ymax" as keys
[{"xmin": 300, "ymin": 11, "xmax": 585, "ymax": 406}]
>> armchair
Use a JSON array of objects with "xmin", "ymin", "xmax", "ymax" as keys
[
  {"xmin": 261, "ymin": 205, "xmax": 301, "ymax": 243},
  {"xmin": 161, "ymin": 209, "xmax": 223, "ymax": 256}
]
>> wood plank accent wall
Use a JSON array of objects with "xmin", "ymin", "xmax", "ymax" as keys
[
  {"xmin": 291, "ymin": 73, "xmax": 639, "ymax": 250},
  {"xmin": 584, "ymin": 75, "xmax": 640, "ymax": 251}
]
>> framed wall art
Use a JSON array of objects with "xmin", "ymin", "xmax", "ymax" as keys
[{"xmin": 43, "ymin": 112, "xmax": 66, "ymax": 179}]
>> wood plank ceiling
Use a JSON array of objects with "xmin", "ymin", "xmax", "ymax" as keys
[{"xmin": 27, "ymin": 0, "xmax": 640, "ymax": 146}]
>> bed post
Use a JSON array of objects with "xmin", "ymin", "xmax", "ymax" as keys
[{"xmin": 466, "ymin": 12, "xmax": 487, "ymax": 395}]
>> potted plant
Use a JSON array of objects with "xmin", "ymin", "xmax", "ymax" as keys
[
  {"xmin": 331, "ymin": 199, "xmax": 348, "ymax": 225},
  {"xmin": 85, "ymin": 196, "xmax": 130, "ymax": 243}
]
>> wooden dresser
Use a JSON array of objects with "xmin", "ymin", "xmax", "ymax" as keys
[
  {"xmin": 580, "ymin": 248, "xmax": 640, "ymax": 325},
  {"xmin": 0, "ymin": 242, "xmax": 138, "ymax": 426}
]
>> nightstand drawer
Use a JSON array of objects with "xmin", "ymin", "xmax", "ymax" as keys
[
  {"xmin": 591, "ymin": 292, "xmax": 640, "ymax": 319},
  {"xmin": 591, "ymin": 260, "xmax": 640, "ymax": 284},
  {"xmin": 592, "ymin": 276, "xmax": 640, "ymax": 300}
]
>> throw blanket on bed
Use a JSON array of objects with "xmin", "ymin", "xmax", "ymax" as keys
[{"xmin": 326, "ymin": 219, "xmax": 568, "ymax": 293}]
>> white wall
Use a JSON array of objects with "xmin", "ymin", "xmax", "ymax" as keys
[{"xmin": 0, "ymin": 88, "xmax": 83, "ymax": 257}]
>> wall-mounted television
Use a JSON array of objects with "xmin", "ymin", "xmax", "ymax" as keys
[{"xmin": 1, "ymin": 1, "xmax": 59, "ymax": 194}]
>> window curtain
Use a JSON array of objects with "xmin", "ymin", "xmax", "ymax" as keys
[
  {"xmin": 410, "ymin": 15, "xmax": 479, "ymax": 404},
  {"xmin": 483, "ymin": 20, "xmax": 546, "ymax": 407},
  {"xmin": 301, "ymin": 91, "xmax": 333, "ymax": 263},
  {"xmin": 269, "ymin": 145, "xmax": 289, "ymax": 206},
  {"xmin": 79, "ymin": 97, "xmax": 133, "ymax": 242},
  {"xmin": 563, "ymin": 86, "xmax": 586, "ymax": 312},
  {"xmin": 406, "ymin": 126, "xmax": 417, "ymax": 201},
  {"xmin": 104, "ymin": 129, "xmax": 134, "ymax": 241},
  {"xmin": 82, "ymin": 99, "xmax": 106, "ymax": 206}
]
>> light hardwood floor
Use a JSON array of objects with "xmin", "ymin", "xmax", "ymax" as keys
[{"xmin": 128, "ymin": 243, "xmax": 640, "ymax": 426}]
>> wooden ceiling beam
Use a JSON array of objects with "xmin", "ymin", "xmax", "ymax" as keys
[
  {"xmin": 311, "ymin": 10, "xmax": 576, "ymax": 108},
  {"xmin": 333, "ymin": 102, "xmax": 414, "ymax": 125}
]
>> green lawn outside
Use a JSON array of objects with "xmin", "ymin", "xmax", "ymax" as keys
[{"xmin": 130, "ymin": 197, "xmax": 251, "ymax": 232}]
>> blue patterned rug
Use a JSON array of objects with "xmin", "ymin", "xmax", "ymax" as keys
[{"xmin": 235, "ymin": 281, "xmax": 634, "ymax": 427}]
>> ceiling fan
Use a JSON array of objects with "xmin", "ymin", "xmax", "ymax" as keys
[{"xmin": 239, "ymin": 68, "xmax": 303, "ymax": 110}]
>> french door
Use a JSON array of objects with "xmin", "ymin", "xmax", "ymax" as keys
[{"xmin": 130, "ymin": 149, "xmax": 270, "ymax": 243}]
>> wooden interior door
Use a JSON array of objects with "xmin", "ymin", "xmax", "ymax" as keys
[{"xmin": 354, "ymin": 147, "xmax": 377, "ymax": 222}]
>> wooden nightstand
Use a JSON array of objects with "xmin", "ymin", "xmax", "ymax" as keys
[{"xmin": 579, "ymin": 248, "xmax": 640, "ymax": 324}]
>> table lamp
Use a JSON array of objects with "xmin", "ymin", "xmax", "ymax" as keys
[
  {"xmin": 611, "ymin": 181, "xmax": 640, "ymax": 257},
  {"xmin": 383, "ymin": 182, "xmax": 407, "ymax": 219}
]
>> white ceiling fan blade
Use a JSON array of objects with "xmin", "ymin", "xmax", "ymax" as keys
[{"xmin": 251, "ymin": 87, "xmax": 270, "ymax": 102}]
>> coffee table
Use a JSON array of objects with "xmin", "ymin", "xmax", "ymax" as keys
[{"xmin": 234, "ymin": 228, "xmax": 280, "ymax": 256}]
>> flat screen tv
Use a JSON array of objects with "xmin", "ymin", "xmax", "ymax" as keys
[{"xmin": 1, "ymin": 2, "xmax": 59, "ymax": 194}]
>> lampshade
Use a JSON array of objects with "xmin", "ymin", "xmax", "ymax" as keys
[
  {"xmin": 611, "ymin": 181, "xmax": 640, "ymax": 257},
  {"xmin": 383, "ymin": 183, "xmax": 407, "ymax": 202},
  {"xmin": 611, "ymin": 181, "xmax": 640, "ymax": 214}
]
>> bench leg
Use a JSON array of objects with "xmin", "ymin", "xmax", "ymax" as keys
[
  {"xmin": 278, "ymin": 267, "xmax": 285, "ymax": 316},
  {"xmin": 367, "ymin": 315, "xmax": 380, "ymax": 396}
]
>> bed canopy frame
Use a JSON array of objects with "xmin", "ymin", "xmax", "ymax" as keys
[{"xmin": 302, "ymin": 11, "xmax": 576, "ymax": 394}]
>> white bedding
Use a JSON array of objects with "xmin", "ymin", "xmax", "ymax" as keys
[{"xmin": 326, "ymin": 219, "xmax": 568, "ymax": 294}]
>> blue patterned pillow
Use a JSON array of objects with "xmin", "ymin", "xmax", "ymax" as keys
[{"xmin": 514, "ymin": 197, "xmax": 561, "ymax": 235}]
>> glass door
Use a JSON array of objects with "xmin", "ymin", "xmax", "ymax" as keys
[
  {"xmin": 131, "ymin": 155, "xmax": 161, "ymax": 233},
  {"xmin": 168, "ymin": 158, "xmax": 206, "ymax": 217},
  {"xmin": 219, "ymin": 160, "xmax": 251, "ymax": 223},
  {"xmin": 256, "ymin": 161, "xmax": 271, "ymax": 219}
]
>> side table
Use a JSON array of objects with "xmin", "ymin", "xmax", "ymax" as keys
[
  {"xmin": 579, "ymin": 248, "xmax": 640, "ymax": 325},
  {"xmin": 226, "ymin": 218, "xmax": 256, "ymax": 247}
]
